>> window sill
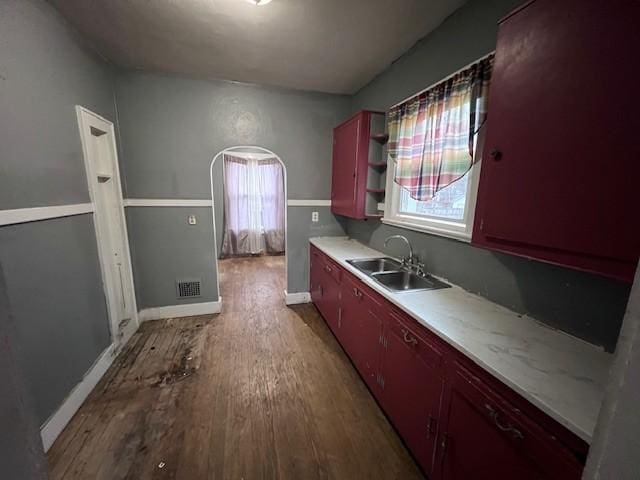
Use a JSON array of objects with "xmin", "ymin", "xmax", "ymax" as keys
[{"xmin": 381, "ymin": 217, "xmax": 472, "ymax": 243}]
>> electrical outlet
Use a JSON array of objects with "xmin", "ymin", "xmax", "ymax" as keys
[
  {"xmin": 311, "ymin": 211, "xmax": 319, "ymax": 222},
  {"xmin": 188, "ymin": 214, "xmax": 197, "ymax": 225}
]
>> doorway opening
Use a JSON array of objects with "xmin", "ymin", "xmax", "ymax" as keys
[{"xmin": 209, "ymin": 146, "xmax": 288, "ymax": 308}]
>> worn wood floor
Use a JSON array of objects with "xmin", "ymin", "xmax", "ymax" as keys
[{"xmin": 48, "ymin": 255, "xmax": 423, "ymax": 479}]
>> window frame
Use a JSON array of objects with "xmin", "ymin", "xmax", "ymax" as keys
[{"xmin": 382, "ymin": 158, "xmax": 482, "ymax": 243}]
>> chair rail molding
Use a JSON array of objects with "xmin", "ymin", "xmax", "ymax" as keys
[{"xmin": 0, "ymin": 203, "xmax": 94, "ymax": 226}]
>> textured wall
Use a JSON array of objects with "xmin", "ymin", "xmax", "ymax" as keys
[
  {"xmin": 287, "ymin": 206, "xmax": 348, "ymax": 293},
  {"xmin": 348, "ymin": 0, "xmax": 630, "ymax": 351},
  {"xmin": 585, "ymin": 268, "xmax": 640, "ymax": 479},
  {"xmin": 0, "ymin": 216, "xmax": 111, "ymax": 423},
  {"xmin": 0, "ymin": 264, "xmax": 49, "ymax": 479},
  {"xmin": 0, "ymin": 0, "xmax": 114, "ymax": 423},
  {"xmin": 125, "ymin": 206, "xmax": 217, "ymax": 308},
  {"xmin": 115, "ymin": 72, "xmax": 352, "ymax": 303},
  {"xmin": 0, "ymin": 0, "xmax": 116, "ymax": 209}
]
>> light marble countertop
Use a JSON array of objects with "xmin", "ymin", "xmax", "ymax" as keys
[{"xmin": 310, "ymin": 236, "xmax": 612, "ymax": 443}]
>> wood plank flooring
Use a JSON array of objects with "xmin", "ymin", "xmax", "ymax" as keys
[{"xmin": 48, "ymin": 255, "xmax": 423, "ymax": 479}]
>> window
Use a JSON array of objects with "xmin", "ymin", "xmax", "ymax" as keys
[
  {"xmin": 385, "ymin": 162, "xmax": 480, "ymax": 241},
  {"xmin": 382, "ymin": 54, "xmax": 493, "ymax": 241}
]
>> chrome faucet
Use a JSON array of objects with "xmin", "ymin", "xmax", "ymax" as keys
[
  {"xmin": 384, "ymin": 234, "xmax": 427, "ymax": 276},
  {"xmin": 384, "ymin": 235, "xmax": 413, "ymax": 266}
]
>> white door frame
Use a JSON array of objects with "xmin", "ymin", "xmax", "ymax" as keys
[
  {"xmin": 76, "ymin": 105, "xmax": 138, "ymax": 349},
  {"xmin": 209, "ymin": 146, "xmax": 288, "ymax": 303}
]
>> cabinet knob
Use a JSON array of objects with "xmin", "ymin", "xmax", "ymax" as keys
[{"xmin": 489, "ymin": 148, "xmax": 502, "ymax": 161}]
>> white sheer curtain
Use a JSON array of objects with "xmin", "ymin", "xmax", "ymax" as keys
[{"xmin": 221, "ymin": 154, "xmax": 285, "ymax": 256}]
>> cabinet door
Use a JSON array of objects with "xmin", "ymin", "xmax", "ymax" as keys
[
  {"xmin": 321, "ymin": 269, "xmax": 341, "ymax": 333},
  {"xmin": 340, "ymin": 276, "xmax": 383, "ymax": 391},
  {"xmin": 437, "ymin": 364, "xmax": 582, "ymax": 480},
  {"xmin": 310, "ymin": 247, "xmax": 323, "ymax": 306},
  {"xmin": 331, "ymin": 112, "xmax": 368, "ymax": 219},
  {"xmin": 473, "ymin": 0, "xmax": 640, "ymax": 281},
  {"xmin": 380, "ymin": 311, "xmax": 444, "ymax": 476}
]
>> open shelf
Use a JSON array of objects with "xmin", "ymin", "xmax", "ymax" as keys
[
  {"xmin": 370, "ymin": 133, "xmax": 389, "ymax": 144},
  {"xmin": 368, "ymin": 161, "xmax": 387, "ymax": 168}
]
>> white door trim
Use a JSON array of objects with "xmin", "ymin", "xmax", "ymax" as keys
[
  {"xmin": 76, "ymin": 105, "xmax": 138, "ymax": 349},
  {"xmin": 0, "ymin": 203, "xmax": 94, "ymax": 226},
  {"xmin": 210, "ymin": 146, "xmax": 288, "ymax": 304}
]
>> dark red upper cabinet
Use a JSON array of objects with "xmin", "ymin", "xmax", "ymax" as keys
[
  {"xmin": 331, "ymin": 111, "xmax": 387, "ymax": 219},
  {"xmin": 472, "ymin": 0, "xmax": 640, "ymax": 282}
]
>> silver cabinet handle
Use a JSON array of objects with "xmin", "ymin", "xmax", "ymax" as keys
[
  {"xmin": 485, "ymin": 404, "xmax": 524, "ymax": 440},
  {"xmin": 401, "ymin": 328, "xmax": 418, "ymax": 346}
]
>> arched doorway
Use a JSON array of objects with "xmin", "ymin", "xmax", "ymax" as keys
[{"xmin": 209, "ymin": 146, "xmax": 288, "ymax": 308}]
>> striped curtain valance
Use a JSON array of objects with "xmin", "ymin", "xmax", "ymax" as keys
[{"xmin": 389, "ymin": 55, "xmax": 494, "ymax": 201}]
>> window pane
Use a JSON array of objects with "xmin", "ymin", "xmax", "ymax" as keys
[{"xmin": 398, "ymin": 173, "xmax": 468, "ymax": 221}]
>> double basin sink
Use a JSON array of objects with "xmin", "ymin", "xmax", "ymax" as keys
[{"xmin": 346, "ymin": 257, "xmax": 450, "ymax": 293}]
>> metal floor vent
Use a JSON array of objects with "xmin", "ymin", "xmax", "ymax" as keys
[{"xmin": 176, "ymin": 278, "xmax": 202, "ymax": 298}]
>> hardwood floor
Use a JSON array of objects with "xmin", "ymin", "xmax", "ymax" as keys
[{"xmin": 48, "ymin": 255, "xmax": 423, "ymax": 479}]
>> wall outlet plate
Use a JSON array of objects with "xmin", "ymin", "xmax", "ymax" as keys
[
  {"xmin": 188, "ymin": 214, "xmax": 197, "ymax": 225},
  {"xmin": 312, "ymin": 211, "xmax": 319, "ymax": 222}
]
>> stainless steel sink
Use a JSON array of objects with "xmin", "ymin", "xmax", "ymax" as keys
[
  {"xmin": 346, "ymin": 257, "xmax": 450, "ymax": 293},
  {"xmin": 346, "ymin": 257, "xmax": 403, "ymax": 274},
  {"xmin": 371, "ymin": 271, "xmax": 450, "ymax": 292}
]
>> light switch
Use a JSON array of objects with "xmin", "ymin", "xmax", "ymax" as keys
[
  {"xmin": 311, "ymin": 211, "xmax": 319, "ymax": 222},
  {"xmin": 188, "ymin": 214, "xmax": 197, "ymax": 225}
]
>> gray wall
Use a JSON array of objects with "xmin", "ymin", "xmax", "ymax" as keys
[
  {"xmin": 585, "ymin": 267, "xmax": 640, "ymax": 479},
  {"xmin": 287, "ymin": 206, "xmax": 347, "ymax": 292},
  {"xmin": 126, "ymin": 207, "xmax": 217, "ymax": 309},
  {"xmin": 0, "ymin": 0, "xmax": 114, "ymax": 423},
  {"xmin": 0, "ymin": 264, "xmax": 49, "ymax": 480},
  {"xmin": 347, "ymin": 0, "xmax": 630, "ymax": 351},
  {"xmin": 115, "ymin": 72, "xmax": 352, "ymax": 302}
]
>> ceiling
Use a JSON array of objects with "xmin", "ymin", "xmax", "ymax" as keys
[{"xmin": 49, "ymin": 0, "xmax": 466, "ymax": 94}]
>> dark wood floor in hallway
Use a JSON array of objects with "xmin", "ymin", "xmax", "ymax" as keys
[{"xmin": 48, "ymin": 255, "xmax": 423, "ymax": 479}]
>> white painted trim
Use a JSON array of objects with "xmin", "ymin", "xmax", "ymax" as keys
[
  {"xmin": 137, "ymin": 298, "xmax": 222, "ymax": 322},
  {"xmin": 123, "ymin": 198, "xmax": 213, "ymax": 208},
  {"xmin": 76, "ymin": 105, "xmax": 139, "ymax": 349},
  {"xmin": 284, "ymin": 291, "xmax": 311, "ymax": 305},
  {"xmin": 121, "ymin": 198, "xmax": 328, "ymax": 208},
  {"xmin": 210, "ymin": 146, "xmax": 288, "ymax": 301},
  {"xmin": 0, "ymin": 203, "xmax": 94, "ymax": 226},
  {"xmin": 286, "ymin": 199, "xmax": 331, "ymax": 207},
  {"xmin": 40, "ymin": 343, "xmax": 116, "ymax": 452}
]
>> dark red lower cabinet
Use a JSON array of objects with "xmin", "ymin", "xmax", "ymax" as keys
[
  {"xmin": 309, "ymin": 245, "xmax": 585, "ymax": 480},
  {"xmin": 436, "ymin": 364, "xmax": 583, "ymax": 480},
  {"xmin": 340, "ymin": 274, "xmax": 383, "ymax": 391},
  {"xmin": 380, "ymin": 310, "xmax": 445, "ymax": 476}
]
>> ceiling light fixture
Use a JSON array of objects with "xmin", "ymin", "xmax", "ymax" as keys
[{"xmin": 245, "ymin": 0, "xmax": 273, "ymax": 5}]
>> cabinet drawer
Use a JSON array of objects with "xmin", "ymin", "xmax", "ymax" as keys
[
  {"xmin": 343, "ymin": 271, "xmax": 383, "ymax": 308},
  {"xmin": 322, "ymin": 257, "xmax": 342, "ymax": 284},
  {"xmin": 387, "ymin": 309, "xmax": 443, "ymax": 370},
  {"xmin": 445, "ymin": 362, "xmax": 583, "ymax": 479}
]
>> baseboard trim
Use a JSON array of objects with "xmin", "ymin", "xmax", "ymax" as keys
[
  {"xmin": 137, "ymin": 298, "xmax": 222, "ymax": 322},
  {"xmin": 40, "ymin": 343, "xmax": 116, "ymax": 452},
  {"xmin": 284, "ymin": 291, "xmax": 311, "ymax": 305}
]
